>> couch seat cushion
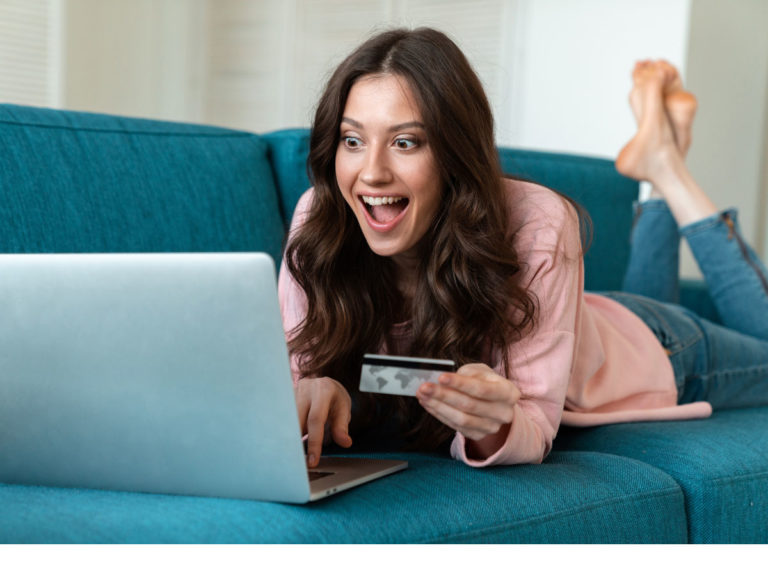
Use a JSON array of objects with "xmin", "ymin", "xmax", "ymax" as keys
[
  {"xmin": 0, "ymin": 451, "xmax": 685, "ymax": 543},
  {"xmin": 554, "ymin": 407, "xmax": 768, "ymax": 543}
]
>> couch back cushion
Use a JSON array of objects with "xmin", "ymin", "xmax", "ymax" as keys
[
  {"xmin": 0, "ymin": 104, "xmax": 285, "ymax": 265},
  {"xmin": 263, "ymin": 129, "xmax": 637, "ymax": 291},
  {"xmin": 498, "ymin": 148, "xmax": 637, "ymax": 291},
  {"xmin": 262, "ymin": 128, "xmax": 312, "ymax": 227}
]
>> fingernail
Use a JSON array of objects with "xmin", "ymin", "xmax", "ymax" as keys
[
  {"xmin": 439, "ymin": 373, "xmax": 451, "ymax": 385},
  {"xmin": 308, "ymin": 453, "xmax": 317, "ymax": 467},
  {"xmin": 421, "ymin": 383, "xmax": 434, "ymax": 395}
]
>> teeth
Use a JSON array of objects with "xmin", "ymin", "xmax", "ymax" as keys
[{"xmin": 361, "ymin": 195, "xmax": 405, "ymax": 206}]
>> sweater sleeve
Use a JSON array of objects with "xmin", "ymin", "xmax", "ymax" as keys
[{"xmin": 451, "ymin": 182, "xmax": 583, "ymax": 466}]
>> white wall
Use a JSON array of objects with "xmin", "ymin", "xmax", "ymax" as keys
[
  {"xmin": 684, "ymin": 0, "xmax": 768, "ymax": 266},
  {"xmin": 505, "ymin": 0, "xmax": 691, "ymax": 157}
]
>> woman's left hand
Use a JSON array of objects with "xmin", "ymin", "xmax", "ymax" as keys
[{"xmin": 416, "ymin": 363, "xmax": 520, "ymax": 452}]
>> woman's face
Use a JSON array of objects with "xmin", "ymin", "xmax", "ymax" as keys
[{"xmin": 335, "ymin": 74, "xmax": 443, "ymax": 265}]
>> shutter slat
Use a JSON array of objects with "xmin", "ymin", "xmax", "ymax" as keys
[
  {"xmin": 0, "ymin": 0, "xmax": 55, "ymax": 107},
  {"xmin": 204, "ymin": 0, "xmax": 509, "ymax": 133}
]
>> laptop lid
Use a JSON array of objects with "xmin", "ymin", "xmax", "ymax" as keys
[{"xmin": 0, "ymin": 252, "xmax": 317, "ymax": 502}]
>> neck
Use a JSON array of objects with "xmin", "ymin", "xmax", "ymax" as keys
[{"xmin": 390, "ymin": 253, "xmax": 420, "ymax": 302}]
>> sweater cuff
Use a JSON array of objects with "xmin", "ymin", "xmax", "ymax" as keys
[{"xmin": 450, "ymin": 403, "xmax": 547, "ymax": 467}]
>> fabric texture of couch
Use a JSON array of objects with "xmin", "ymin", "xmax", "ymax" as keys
[{"xmin": 0, "ymin": 103, "xmax": 765, "ymax": 543}]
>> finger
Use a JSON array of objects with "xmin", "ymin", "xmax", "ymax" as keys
[
  {"xmin": 420, "ymin": 381, "xmax": 516, "ymax": 424},
  {"xmin": 418, "ymin": 393, "xmax": 502, "ymax": 440},
  {"xmin": 305, "ymin": 398, "xmax": 331, "ymax": 468},
  {"xmin": 296, "ymin": 386, "xmax": 312, "ymax": 427},
  {"xmin": 455, "ymin": 363, "xmax": 505, "ymax": 385},
  {"xmin": 328, "ymin": 395, "xmax": 353, "ymax": 448},
  {"xmin": 439, "ymin": 370, "xmax": 520, "ymax": 404}
]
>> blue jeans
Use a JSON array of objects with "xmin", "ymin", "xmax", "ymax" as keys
[{"xmin": 601, "ymin": 200, "xmax": 768, "ymax": 410}]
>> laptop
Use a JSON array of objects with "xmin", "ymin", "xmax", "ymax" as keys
[{"xmin": 0, "ymin": 252, "xmax": 406, "ymax": 503}]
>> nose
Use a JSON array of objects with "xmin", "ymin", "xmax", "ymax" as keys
[{"xmin": 360, "ymin": 144, "xmax": 393, "ymax": 186}]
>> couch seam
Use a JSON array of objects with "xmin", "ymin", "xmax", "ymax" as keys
[
  {"xmin": 500, "ymin": 152, "xmax": 615, "ymax": 168},
  {"xmin": 411, "ymin": 486, "xmax": 684, "ymax": 544},
  {"xmin": 562, "ymin": 451, "xmax": 768, "ymax": 490},
  {"xmin": 705, "ymin": 468, "xmax": 768, "ymax": 485},
  {"xmin": 0, "ymin": 119, "xmax": 255, "ymax": 139}
]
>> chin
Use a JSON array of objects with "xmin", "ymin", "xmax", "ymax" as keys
[
  {"xmin": 359, "ymin": 231, "xmax": 408, "ymax": 258},
  {"xmin": 363, "ymin": 238, "xmax": 402, "ymax": 258}
]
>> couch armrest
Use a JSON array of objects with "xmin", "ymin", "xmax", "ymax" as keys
[{"xmin": 680, "ymin": 279, "xmax": 720, "ymax": 324}]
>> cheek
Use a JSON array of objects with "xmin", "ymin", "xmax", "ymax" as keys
[
  {"xmin": 334, "ymin": 153, "xmax": 355, "ymax": 200},
  {"xmin": 409, "ymin": 164, "xmax": 443, "ymax": 213},
  {"xmin": 420, "ymin": 190, "xmax": 443, "ymax": 229}
]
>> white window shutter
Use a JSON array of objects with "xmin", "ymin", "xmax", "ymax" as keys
[
  {"xmin": 203, "ymin": 0, "xmax": 515, "ymax": 134},
  {"xmin": 0, "ymin": 0, "xmax": 61, "ymax": 108}
]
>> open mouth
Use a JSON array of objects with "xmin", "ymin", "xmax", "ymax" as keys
[{"xmin": 359, "ymin": 195, "xmax": 410, "ymax": 225}]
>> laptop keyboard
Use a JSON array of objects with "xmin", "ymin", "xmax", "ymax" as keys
[{"xmin": 308, "ymin": 470, "xmax": 335, "ymax": 482}]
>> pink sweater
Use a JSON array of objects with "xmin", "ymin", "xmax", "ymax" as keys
[{"xmin": 278, "ymin": 179, "xmax": 712, "ymax": 467}]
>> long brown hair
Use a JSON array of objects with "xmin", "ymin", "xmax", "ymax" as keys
[{"xmin": 285, "ymin": 28, "xmax": 538, "ymax": 451}]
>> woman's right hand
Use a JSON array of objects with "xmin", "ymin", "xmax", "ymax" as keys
[{"xmin": 295, "ymin": 376, "xmax": 353, "ymax": 468}]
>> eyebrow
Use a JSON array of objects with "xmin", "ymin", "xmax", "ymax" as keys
[{"xmin": 340, "ymin": 117, "xmax": 425, "ymax": 132}]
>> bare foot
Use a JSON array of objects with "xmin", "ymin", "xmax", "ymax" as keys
[
  {"xmin": 616, "ymin": 62, "xmax": 681, "ymax": 185},
  {"xmin": 628, "ymin": 60, "xmax": 698, "ymax": 157},
  {"xmin": 658, "ymin": 61, "xmax": 697, "ymax": 157},
  {"xmin": 628, "ymin": 60, "xmax": 651, "ymax": 124},
  {"xmin": 619, "ymin": 61, "xmax": 716, "ymax": 226}
]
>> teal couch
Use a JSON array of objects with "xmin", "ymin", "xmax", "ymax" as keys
[{"xmin": 0, "ymin": 104, "xmax": 765, "ymax": 543}]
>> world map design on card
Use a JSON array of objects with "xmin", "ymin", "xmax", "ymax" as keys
[{"xmin": 359, "ymin": 354, "xmax": 456, "ymax": 397}]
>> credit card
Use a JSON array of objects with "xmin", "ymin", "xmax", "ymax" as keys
[{"xmin": 359, "ymin": 354, "xmax": 456, "ymax": 397}]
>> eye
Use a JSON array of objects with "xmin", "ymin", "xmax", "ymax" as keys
[
  {"xmin": 342, "ymin": 136, "xmax": 363, "ymax": 149},
  {"xmin": 394, "ymin": 138, "xmax": 417, "ymax": 150}
]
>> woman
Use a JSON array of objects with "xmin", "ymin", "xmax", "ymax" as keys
[{"xmin": 278, "ymin": 28, "xmax": 768, "ymax": 468}]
